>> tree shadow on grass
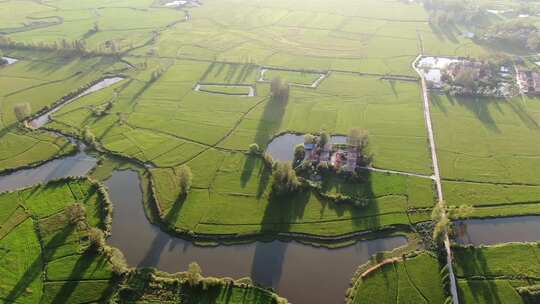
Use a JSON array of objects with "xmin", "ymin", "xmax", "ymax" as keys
[
  {"xmin": 448, "ymin": 94, "xmax": 501, "ymax": 133},
  {"xmin": 49, "ymin": 253, "xmax": 109, "ymax": 304},
  {"xmin": 319, "ymin": 170, "xmax": 380, "ymax": 231},
  {"xmin": 507, "ymin": 99, "xmax": 540, "ymax": 130},
  {"xmin": 240, "ymin": 155, "xmax": 257, "ymax": 188},
  {"xmin": 5, "ymin": 224, "xmax": 75, "ymax": 302},
  {"xmin": 256, "ymin": 164, "xmax": 271, "ymax": 199},
  {"xmin": 253, "ymin": 93, "xmax": 289, "ymax": 148},
  {"xmin": 260, "ymin": 189, "xmax": 311, "ymax": 235}
]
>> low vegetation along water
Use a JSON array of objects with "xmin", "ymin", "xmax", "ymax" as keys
[{"xmin": 106, "ymin": 169, "xmax": 407, "ymax": 304}]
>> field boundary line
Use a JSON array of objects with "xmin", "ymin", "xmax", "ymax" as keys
[{"xmin": 413, "ymin": 54, "xmax": 459, "ymax": 304}]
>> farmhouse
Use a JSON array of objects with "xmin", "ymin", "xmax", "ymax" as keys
[
  {"xmin": 517, "ymin": 70, "xmax": 540, "ymax": 95},
  {"xmin": 301, "ymin": 134, "xmax": 363, "ymax": 173}
]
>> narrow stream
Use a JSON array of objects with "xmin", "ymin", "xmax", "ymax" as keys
[
  {"xmin": 454, "ymin": 216, "xmax": 540, "ymax": 246},
  {"xmin": 30, "ymin": 76, "xmax": 124, "ymax": 128},
  {"xmin": 105, "ymin": 169, "xmax": 407, "ymax": 304},
  {"xmin": 0, "ymin": 141, "xmax": 97, "ymax": 193}
]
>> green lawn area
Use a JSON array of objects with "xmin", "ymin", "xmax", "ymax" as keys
[
  {"xmin": 349, "ymin": 252, "xmax": 448, "ymax": 304},
  {"xmin": 0, "ymin": 178, "xmax": 116, "ymax": 304},
  {"xmin": 150, "ymin": 151, "xmax": 434, "ymax": 236},
  {"xmin": 453, "ymin": 243, "xmax": 540, "ymax": 304},
  {"xmin": 432, "ymin": 94, "xmax": 540, "ymax": 185}
]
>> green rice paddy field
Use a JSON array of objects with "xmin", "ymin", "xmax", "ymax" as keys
[{"xmin": 453, "ymin": 243, "xmax": 540, "ymax": 304}]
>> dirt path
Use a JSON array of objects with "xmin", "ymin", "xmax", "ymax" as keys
[
  {"xmin": 359, "ymin": 166, "xmax": 435, "ymax": 180},
  {"xmin": 412, "ymin": 54, "xmax": 460, "ymax": 304}
]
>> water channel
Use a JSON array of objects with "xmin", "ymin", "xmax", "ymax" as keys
[
  {"xmin": 106, "ymin": 169, "xmax": 407, "ymax": 304},
  {"xmin": 454, "ymin": 216, "xmax": 540, "ymax": 246}
]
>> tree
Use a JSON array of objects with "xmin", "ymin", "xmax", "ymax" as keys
[
  {"xmin": 14, "ymin": 103, "xmax": 31, "ymax": 121},
  {"xmin": 178, "ymin": 165, "xmax": 192, "ymax": 196},
  {"xmin": 270, "ymin": 76, "xmax": 289, "ymax": 103},
  {"xmin": 304, "ymin": 134, "xmax": 315, "ymax": 144},
  {"xmin": 431, "ymin": 200, "xmax": 450, "ymax": 243},
  {"xmin": 186, "ymin": 262, "xmax": 202, "ymax": 287},
  {"xmin": 348, "ymin": 128, "xmax": 368, "ymax": 150},
  {"xmin": 319, "ymin": 131, "xmax": 330, "ymax": 148},
  {"xmin": 87, "ymin": 227, "xmax": 105, "ymax": 252},
  {"xmin": 271, "ymin": 162, "xmax": 300, "ymax": 196},
  {"xmin": 83, "ymin": 127, "xmax": 96, "ymax": 145},
  {"xmin": 248, "ymin": 143, "xmax": 260, "ymax": 154},
  {"xmin": 66, "ymin": 203, "xmax": 86, "ymax": 225},
  {"xmin": 294, "ymin": 144, "xmax": 305, "ymax": 162},
  {"xmin": 527, "ymin": 33, "xmax": 540, "ymax": 52},
  {"xmin": 454, "ymin": 67, "xmax": 477, "ymax": 92}
]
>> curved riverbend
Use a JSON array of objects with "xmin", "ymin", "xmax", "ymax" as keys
[
  {"xmin": 0, "ymin": 141, "xmax": 97, "ymax": 193},
  {"xmin": 454, "ymin": 216, "xmax": 540, "ymax": 246},
  {"xmin": 106, "ymin": 169, "xmax": 407, "ymax": 304}
]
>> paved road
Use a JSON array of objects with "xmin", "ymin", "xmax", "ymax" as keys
[{"xmin": 412, "ymin": 54, "xmax": 460, "ymax": 304}]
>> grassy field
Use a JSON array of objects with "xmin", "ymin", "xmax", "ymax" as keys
[
  {"xmin": 0, "ymin": 178, "xmax": 115, "ymax": 304},
  {"xmin": 349, "ymin": 252, "xmax": 448, "ymax": 304},
  {"xmin": 453, "ymin": 243, "xmax": 540, "ymax": 304},
  {"xmin": 0, "ymin": 177, "xmax": 285, "ymax": 304},
  {"xmin": 149, "ymin": 154, "xmax": 434, "ymax": 236}
]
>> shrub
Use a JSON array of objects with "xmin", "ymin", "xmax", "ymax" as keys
[
  {"xmin": 270, "ymin": 77, "xmax": 289, "ymax": 102},
  {"xmin": 109, "ymin": 247, "xmax": 128, "ymax": 275},
  {"xmin": 87, "ymin": 227, "xmax": 105, "ymax": 252},
  {"xmin": 271, "ymin": 162, "xmax": 300, "ymax": 196},
  {"xmin": 304, "ymin": 133, "xmax": 315, "ymax": 144},
  {"xmin": 178, "ymin": 165, "xmax": 192, "ymax": 196},
  {"xmin": 14, "ymin": 103, "xmax": 31, "ymax": 121},
  {"xmin": 294, "ymin": 144, "xmax": 305, "ymax": 162},
  {"xmin": 248, "ymin": 143, "xmax": 260, "ymax": 154},
  {"xmin": 66, "ymin": 203, "xmax": 86, "ymax": 224},
  {"xmin": 186, "ymin": 262, "xmax": 202, "ymax": 287},
  {"xmin": 319, "ymin": 131, "xmax": 330, "ymax": 148}
]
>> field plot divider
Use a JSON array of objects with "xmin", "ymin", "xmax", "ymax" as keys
[{"xmin": 412, "ymin": 54, "xmax": 460, "ymax": 304}]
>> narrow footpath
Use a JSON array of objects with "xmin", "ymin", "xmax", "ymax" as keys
[{"xmin": 412, "ymin": 54, "xmax": 460, "ymax": 304}]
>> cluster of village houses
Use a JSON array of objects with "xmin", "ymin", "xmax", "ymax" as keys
[
  {"xmin": 303, "ymin": 139, "xmax": 360, "ymax": 173},
  {"xmin": 419, "ymin": 56, "xmax": 540, "ymax": 98},
  {"xmin": 517, "ymin": 69, "xmax": 540, "ymax": 95}
]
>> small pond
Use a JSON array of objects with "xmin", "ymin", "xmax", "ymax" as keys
[
  {"xmin": 265, "ymin": 133, "xmax": 347, "ymax": 162},
  {"xmin": 0, "ymin": 142, "xmax": 97, "ymax": 193},
  {"xmin": 30, "ymin": 77, "xmax": 124, "ymax": 128},
  {"xmin": 1, "ymin": 56, "xmax": 18, "ymax": 65},
  {"xmin": 106, "ymin": 169, "xmax": 407, "ymax": 304},
  {"xmin": 454, "ymin": 216, "xmax": 540, "ymax": 246},
  {"xmin": 194, "ymin": 83, "xmax": 255, "ymax": 97}
]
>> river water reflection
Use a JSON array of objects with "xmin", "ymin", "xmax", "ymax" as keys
[
  {"xmin": 106, "ymin": 169, "xmax": 407, "ymax": 304},
  {"xmin": 454, "ymin": 216, "xmax": 540, "ymax": 246}
]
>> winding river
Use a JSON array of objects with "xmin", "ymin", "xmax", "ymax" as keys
[
  {"xmin": 0, "ymin": 75, "xmax": 410, "ymax": 303},
  {"xmin": 105, "ymin": 170, "xmax": 407, "ymax": 304}
]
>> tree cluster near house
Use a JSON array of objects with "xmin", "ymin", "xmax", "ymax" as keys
[
  {"xmin": 296, "ymin": 129, "xmax": 370, "ymax": 180},
  {"xmin": 423, "ymin": 0, "xmax": 487, "ymax": 26},
  {"xmin": 480, "ymin": 20, "xmax": 540, "ymax": 53},
  {"xmin": 439, "ymin": 59, "xmax": 516, "ymax": 97}
]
